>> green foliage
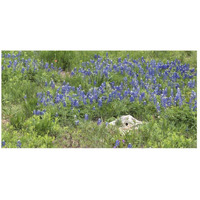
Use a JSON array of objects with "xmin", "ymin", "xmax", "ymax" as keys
[
  {"xmin": 2, "ymin": 125, "xmax": 54, "ymax": 148},
  {"xmin": 23, "ymin": 114, "xmax": 60, "ymax": 137},
  {"xmin": 34, "ymin": 51, "xmax": 197, "ymax": 71}
]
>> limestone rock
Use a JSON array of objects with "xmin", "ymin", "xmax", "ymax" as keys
[{"xmin": 109, "ymin": 115, "xmax": 143, "ymax": 134}]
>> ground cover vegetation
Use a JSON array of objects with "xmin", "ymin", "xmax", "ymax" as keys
[{"xmin": 1, "ymin": 51, "xmax": 197, "ymax": 148}]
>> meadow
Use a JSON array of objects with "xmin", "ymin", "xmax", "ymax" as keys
[{"xmin": 1, "ymin": 51, "xmax": 197, "ymax": 148}]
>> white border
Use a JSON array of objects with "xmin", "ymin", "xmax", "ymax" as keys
[{"xmin": 0, "ymin": 1, "xmax": 199, "ymax": 200}]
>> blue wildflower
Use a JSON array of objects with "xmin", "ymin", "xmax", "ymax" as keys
[
  {"xmin": 97, "ymin": 118, "xmax": 101, "ymax": 125},
  {"xmin": 36, "ymin": 110, "xmax": 41, "ymax": 115},
  {"xmin": 193, "ymin": 101, "xmax": 197, "ymax": 111},
  {"xmin": 115, "ymin": 140, "xmax": 120, "ymax": 147},
  {"xmin": 127, "ymin": 143, "xmax": 132, "ymax": 148},
  {"xmin": 98, "ymin": 99, "xmax": 102, "ymax": 107},
  {"xmin": 63, "ymin": 101, "xmax": 67, "ymax": 107},
  {"xmin": 2, "ymin": 140, "xmax": 5, "ymax": 147},
  {"xmin": 17, "ymin": 140, "xmax": 21, "ymax": 148},
  {"xmin": 130, "ymin": 96, "xmax": 134, "ymax": 102},
  {"xmin": 85, "ymin": 114, "xmax": 89, "ymax": 120},
  {"xmin": 75, "ymin": 120, "xmax": 79, "ymax": 126}
]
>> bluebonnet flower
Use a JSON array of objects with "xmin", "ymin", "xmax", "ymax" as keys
[
  {"xmin": 63, "ymin": 101, "xmax": 67, "ymax": 107},
  {"xmin": 24, "ymin": 95, "xmax": 27, "ymax": 99},
  {"xmin": 97, "ymin": 118, "xmax": 101, "ymax": 125},
  {"xmin": 119, "ymin": 95, "xmax": 123, "ymax": 101},
  {"xmin": 89, "ymin": 96, "xmax": 94, "ymax": 104},
  {"xmin": 175, "ymin": 88, "xmax": 183, "ymax": 107},
  {"xmin": 2, "ymin": 140, "xmax": 5, "ymax": 147},
  {"xmin": 167, "ymin": 97, "xmax": 173, "ymax": 107},
  {"xmin": 190, "ymin": 68, "xmax": 195, "ymax": 73},
  {"xmin": 75, "ymin": 120, "xmax": 79, "ymax": 126},
  {"xmin": 188, "ymin": 80, "xmax": 195, "ymax": 88},
  {"xmin": 175, "ymin": 83, "xmax": 180, "ymax": 89},
  {"xmin": 93, "ymin": 106, "xmax": 96, "ymax": 110},
  {"xmin": 55, "ymin": 113, "xmax": 58, "ymax": 117},
  {"xmin": 124, "ymin": 77, "xmax": 127, "ymax": 83},
  {"xmin": 36, "ymin": 110, "xmax": 41, "ymax": 115},
  {"xmin": 115, "ymin": 140, "xmax": 120, "ymax": 147},
  {"xmin": 45, "ymin": 81, "xmax": 48, "ymax": 87},
  {"xmin": 94, "ymin": 80, "xmax": 97, "ymax": 85},
  {"xmin": 44, "ymin": 63, "xmax": 48, "ymax": 69},
  {"xmin": 123, "ymin": 90, "xmax": 128, "ymax": 97},
  {"xmin": 139, "ymin": 92, "xmax": 145, "ymax": 102},
  {"xmin": 21, "ymin": 68, "xmax": 25, "ymax": 73},
  {"xmin": 143, "ymin": 101, "xmax": 147, "ymax": 105},
  {"xmin": 50, "ymin": 81, "xmax": 55, "ymax": 89},
  {"xmin": 163, "ymin": 87, "xmax": 168, "ymax": 96},
  {"xmin": 85, "ymin": 114, "xmax": 89, "ymax": 120},
  {"xmin": 130, "ymin": 96, "xmax": 134, "ymax": 102},
  {"xmin": 17, "ymin": 140, "xmax": 21, "ymax": 148},
  {"xmin": 98, "ymin": 99, "xmax": 102, "ymax": 107},
  {"xmin": 193, "ymin": 101, "xmax": 197, "ymax": 111},
  {"xmin": 127, "ymin": 143, "xmax": 132, "ymax": 148},
  {"xmin": 47, "ymin": 90, "xmax": 50, "ymax": 96},
  {"xmin": 106, "ymin": 122, "xmax": 108, "ymax": 126},
  {"xmin": 189, "ymin": 91, "xmax": 196, "ymax": 104},
  {"xmin": 122, "ymin": 140, "xmax": 125, "ymax": 143},
  {"xmin": 74, "ymin": 100, "xmax": 79, "ymax": 107},
  {"xmin": 161, "ymin": 96, "xmax": 167, "ymax": 109}
]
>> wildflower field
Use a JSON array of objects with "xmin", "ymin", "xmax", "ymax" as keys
[{"xmin": 1, "ymin": 51, "xmax": 197, "ymax": 148}]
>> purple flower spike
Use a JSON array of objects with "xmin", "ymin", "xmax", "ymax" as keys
[
  {"xmin": 97, "ymin": 118, "xmax": 101, "ymax": 125},
  {"xmin": 128, "ymin": 143, "xmax": 132, "ymax": 148},
  {"xmin": 85, "ymin": 114, "xmax": 89, "ymax": 120}
]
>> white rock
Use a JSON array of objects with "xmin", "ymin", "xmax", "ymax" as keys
[{"xmin": 109, "ymin": 115, "xmax": 143, "ymax": 134}]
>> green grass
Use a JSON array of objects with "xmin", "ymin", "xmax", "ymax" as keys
[{"xmin": 5, "ymin": 50, "xmax": 195, "ymax": 71}]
